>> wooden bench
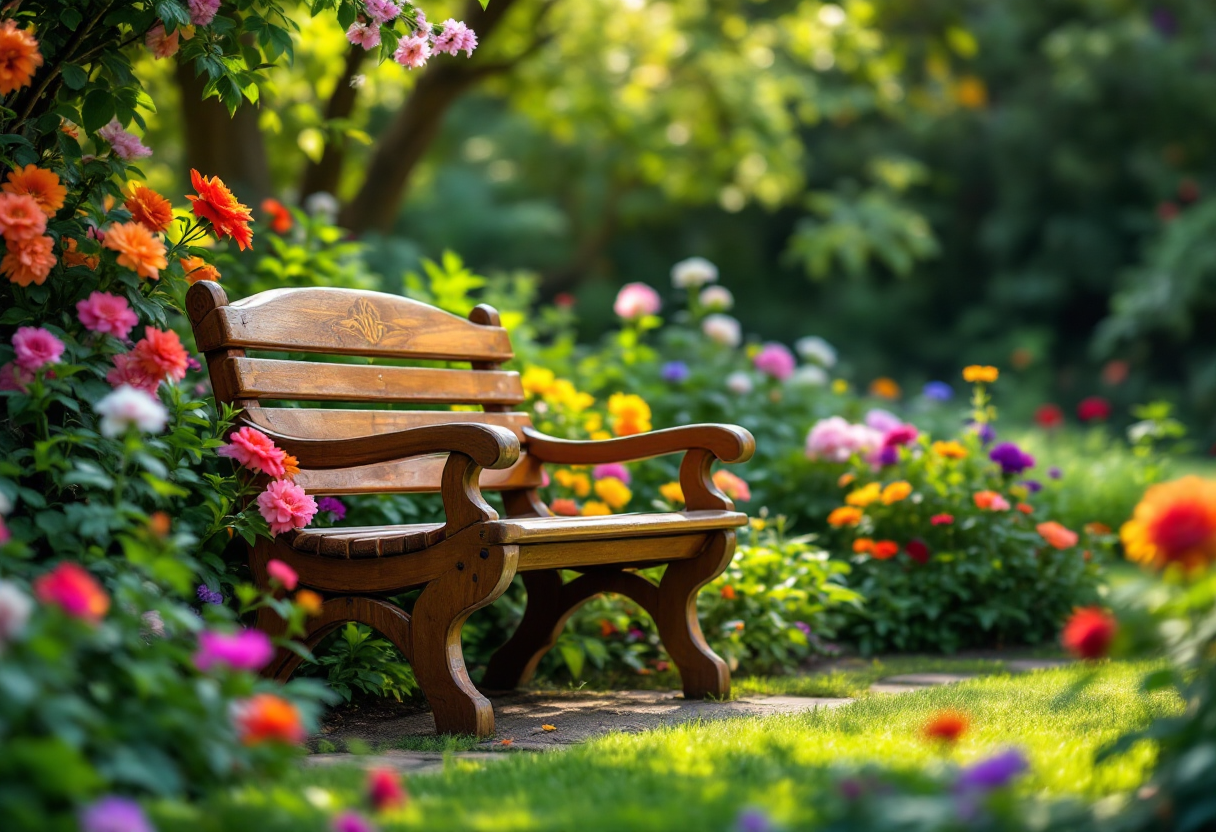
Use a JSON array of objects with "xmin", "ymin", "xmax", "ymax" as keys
[{"xmin": 186, "ymin": 282, "xmax": 755, "ymax": 737}]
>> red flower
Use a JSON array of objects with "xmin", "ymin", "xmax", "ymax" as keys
[
  {"xmin": 234, "ymin": 694, "xmax": 305, "ymax": 745},
  {"xmin": 1034, "ymin": 404, "xmax": 1064, "ymax": 429},
  {"xmin": 1016, "ymin": 502, "xmax": 1034, "ymax": 515},
  {"xmin": 904, "ymin": 539, "xmax": 931, "ymax": 564},
  {"xmin": 871, "ymin": 540, "xmax": 899, "ymax": 559},
  {"xmin": 367, "ymin": 768, "xmax": 408, "ymax": 811},
  {"xmin": 132, "ymin": 327, "xmax": 189, "ymax": 384},
  {"xmin": 550, "ymin": 498, "xmax": 580, "ymax": 516},
  {"xmin": 34, "ymin": 563, "xmax": 110, "ymax": 623},
  {"xmin": 261, "ymin": 198, "xmax": 293, "ymax": 234},
  {"xmin": 1061, "ymin": 607, "xmax": 1116, "ymax": 659},
  {"xmin": 1157, "ymin": 201, "xmax": 1180, "ymax": 222},
  {"xmin": 1076, "ymin": 396, "xmax": 1111, "ymax": 422},
  {"xmin": 188, "ymin": 169, "xmax": 254, "ymax": 250},
  {"xmin": 720, "ymin": 584, "xmax": 737, "ymax": 600},
  {"xmin": 554, "ymin": 293, "xmax": 576, "ymax": 308},
  {"xmin": 930, "ymin": 513, "xmax": 954, "ymax": 526},
  {"xmin": 922, "ymin": 709, "xmax": 969, "ymax": 743}
]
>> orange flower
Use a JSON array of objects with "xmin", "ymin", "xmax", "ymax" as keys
[
  {"xmin": 852, "ymin": 538, "xmax": 874, "ymax": 554},
  {"xmin": 1037, "ymin": 521, "xmax": 1078, "ymax": 549},
  {"xmin": 881, "ymin": 481, "xmax": 912, "ymax": 505},
  {"xmin": 659, "ymin": 481, "xmax": 685, "ymax": 504},
  {"xmin": 180, "ymin": 255, "xmax": 221, "ymax": 283},
  {"xmin": 62, "ymin": 237, "xmax": 100, "ymax": 270},
  {"xmin": 2, "ymin": 234, "xmax": 55, "ymax": 286},
  {"xmin": 846, "ymin": 483, "xmax": 882, "ymax": 508},
  {"xmin": 871, "ymin": 540, "xmax": 899, "ymax": 559},
  {"xmin": 0, "ymin": 20, "xmax": 43, "ymax": 96},
  {"xmin": 827, "ymin": 506, "xmax": 863, "ymax": 527},
  {"xmin": 869, "ymin": 377, "xmax": 901, "ymax": 399},
  {"xmin": 294, "ymin": 589, "xmax": 324, "ymax": 616},
  {"xmin": 282, "ymin": 453, "xmax": 300, "ymax": 479},
  {"xmin": 549, "ymin": 498, "xmax": 580, "ymax": 516},
  {"xmin": 931, "ymin": 440, "xmax": 967, "ymax": 459},
  {"xmin": 599, "ymin": 619, "xmax": 617, "ymax": 637},
  {"xmin": 922, "ymin": 709, "xmax": 969, "ymax": 743},
  {"xmin": 148, "ymin": 512, "xmax": 172, "ymax": 537},
  {"xmin": 103, "ymin": 221, "xmax": 168, "ymax": 280},
  {"xmin": 261, "ymin": 198, "xmax": 293, "ymax": 234},
  {"xmin": 837, "ymin": 472, "xmax": 856, "ymax": 488},
  {"xmin": 234, "ymin": 693, "xmax": 306, "ymax": 745},
  {"xmin": 712, "ymin": 469, "xmax": 750, "ymax": 502},
  {"xmin": 1085, "ymin": 522, "xmax": 1112, "ymax": 536},
  {"xmin": 125, "ymin": 182, "xmax": 174, "ymax": 233},
  {"xmin": 1016, "ymin": 502, "xmax": 1034, "ymax": 515},
  {"xmin": 954, "ymin": 76, "xmax": 988, "ymax": 109},
  {"xmin": 3, "ymin": 165, "xmax": 66, "ymax": 216},
  {"xmin": 0, "ymin": 192, "xmax": 48, "ymax": 241},
  {"xmin": 133, "ymin": 327, "xmax": 189, "ymax": 383},
  {"xmin": 962, "ymin": 365, "xmax": 999, "ymax": 383},
  {"xmin": 187, "ymin": 169, "xmax": 254, "ymax": 250},
  {"xmin": 973, "ymin": 490, "xmax": 1007, "ymax": 511},
  {"xmin": 581, "ymin": 500, "xmax": 611, "ymax": 516},
  {"xmin": 720, "ymin": 584, "xmax": 737, "ymax": 600},
  {"xmin": 1120, "ymin": 476, "xmax": 1216, "ymax": 571}
]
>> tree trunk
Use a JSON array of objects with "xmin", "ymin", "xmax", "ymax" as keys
[
  {"xmin": 174, "ymin": 58, "xmax": 273, "ymax": 205},
  {"xmin": 339, "ymin": 0, "xmax": 526, "ymax": 234},
  {"xmin": 299, "ymin": 46, "xmax": 369, "ymax": 202}
]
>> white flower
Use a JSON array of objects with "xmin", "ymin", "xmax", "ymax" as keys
[
  {"xmin": 0, "ymin": 491, "xmax": 10, "ymax": 515},
  {"xmin": 303, "ymin": 191, "xmax": 340, "ymax": 222},
  {"xmin": 699, "ymin": 285, "xmax": 734, "ymax": 311},
  {"xmin": 795, "ymin": 335, "xmax": 837, "ymax": 368},
  {"xmin": 0, "ymin": 581, "xmax": 33, "ymax": 647},
  {"xmin": 671, "ymin": 256, "xmax": 718, "ymax": 288},
  {"xmin": 141, "ymin": 610, "xmax": 165, "ymax": 639},
  {"xmin": 726, "ymin": 371, "xmax": 754, "ymax": 395},
  {"xmin": 791, "ymin": 365, "xmax": 829, "ymax": 387},
  {"xmin": 95, "ymin": 385, "xmax": 169, "ymax": 438},
  {"xmin": 702, "ymin": 314, "xmax": 741, "ymax": 348}
]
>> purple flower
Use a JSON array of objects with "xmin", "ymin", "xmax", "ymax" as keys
[
  {"xmin": 734, "ymin": 808, "xmax": 772, "ymax": 832},
  {"xmin": 196, "ymin": 584, "xmax": 223, "ymax": 605},
  {"xmin": 1021, "ymin": 479, "xmax": 1042, "ymax": 493},
  {"xmin": 874, "ymin": 446, "xmax": 900, "ymax": 467},
  {"xmin": 317, "ymin": 496, "xmax": 346, "ymax": 521},
  {"xmin": 332, "ymin": 812, "xmax": 376, "ymax": 832},
  {"xmin": 973, "ymin": 423, "xmax": 996, "ymax": 445},
  {"xmin": 955, "ymin": 748, "xmax": 1028, "ymax": 791},
  {"xmin": 194, "ymin": 628, "xmax": 275, "ymax": 673},
  {"xmin": 1151, "ymin": 7, "xmax": 1177, "ymax": 37},
  {"xmin": 838, "ymin": 777, "xmax": 864, "ymax": 801},
  {"xmin": 626, "ymin": 627, "xmax": 645, "ymax": 642},
  {"xmin": 922, "ymin": 381, "xmax": 953, "ymax": 401},
  {"xmin": 794, "ymin": 621, "xmax": 812, "ymax": 635},
  {"xmin": 864, "ymin": 408, "xmax": 902, "ymax": 433},
  {"xmin": 989, "ymin": 442, "xmax": 1035, "ymax": 475},
  {"xmin": 661, "ymin": 360, "xmax": 690, "ymax": 383},
  {"xmin": 80, "ymin": 796, "xmax": 154, "ymax": 832},
  {"xmin": 1049, "ymin": 467, "xmax": 1063, "ymax": 479}
]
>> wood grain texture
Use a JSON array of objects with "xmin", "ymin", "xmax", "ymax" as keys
[
  {"xmin": 654, "ymin": 530, "xmax": 735, "ymax": 698},
  {"xmin": 219, "ymin": 357, "xmax": 525, "ymax": 405},
  {"xmin": 481, "ymin": 510, "xmax": 746, "ymax": 545},
  {"xmin": 523, "ymin": 424, "xmax": 755, "ymax": 465},
  {"xmin": 191, "ymin": 286, "xmax": 514, "ymax": 362},
  {"xmin": 514, "ymin": 534, "xmax": 709, "ymax": 571},
  {"xmin": 244, "ymin": 407, "xmax": 533, "ymax": 441},
  {"xmin": 292, "ymin": 452, "xmax": 544, "ymax": 496}
]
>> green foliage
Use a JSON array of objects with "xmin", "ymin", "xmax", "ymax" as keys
[{"xmin": 299, "ymin": 623, "xmax": 418, "ymax": 703}]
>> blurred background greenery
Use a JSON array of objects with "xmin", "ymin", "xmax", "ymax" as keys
[{"xmin": 139, "ymin": 0, "xmax": 1215, "ymax": 445}]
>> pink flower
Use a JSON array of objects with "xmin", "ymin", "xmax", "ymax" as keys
[
  {"xmin": 266, "ymin": 559, "xmax": 298, "ymax": 590},
  {"xmin": 332, "ymin": 812, "xmax": 376, "ymax": 832},
  {"xmin": 592, "ymin": 463, "xmax": 631, "ymax": 484},
  {"xmin": 0, "ymin": 517, "xmax": 11, "ymax": 545},
  {"xmin": 753, "ymin": 343, "xmax": 796, "ymax": 381},
  {"xmin": 34, "ymin": 563, "xmax": 109, "ymax": 623},
  {"xmin": 257, "ymin": 480, "xmax": 318, "ymax": 535},
  {"xmin": 346, "ymin": 21, "xmax": 381, "ymax": 50},
  {"xmin": 106, "ymin": 352, "xmax": 160, "ymax": 393},
  {"xmin": 864, "ymin": 408, "xmax": 903, "ymax": 433},
  {"xmin": 432, "ymin": 18, "xmax": 478, "ymax": 57},
  {"xmin": 193, "ymin": 628, "xmax": 275, "ymax": 672},
  {"xmin": 188, "ymin": 0, "xmax": 221, "ymax": 26},
  {"xmin": 882, "ymin": 424, "xmax": 919, "ymax": 448},
  {"xmin": 0, "ymin": 361, "xmax": 31, "ymax": 392},
  {"xmin": 365, "ymin": 0, "xmax": 401, "ymax": 25},
  {"xmin": 393, "ymin": 34, "xmax": 431, "ymax": 68},
  {"xmin": 97, "ymin": 119, "xmax": 152, "ymax": 161},
  {"xmin": 930, "ymin": 513, "xmax": 955, "ymax": 525},
  {"xmin": 12, "ymin": 326, "xmax": 64, "ymax": 372},
  {"xmin": 76, "ymin": 291, "xmax": 138, "ymax": 339},
  {"xmin": 805, "ymin": 416, "xmax": 882, "ymax": 463},
  {"xmin": 613, "ymin": 282, "xmax": 661, "ymax": 319},
  {"xmin": 145, "ymin": 23, "xmax": 181, "ymax": 59},
  {"xmin": 218, "ymin": 426, "xmax": 288, "ymax": 477}
]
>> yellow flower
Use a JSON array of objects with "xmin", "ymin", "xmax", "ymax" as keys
[
  {"xmin": 837, "ymin": 473, "xmax": 856, "ymax": 488},
  {"xmin": 554, "ymin": 469, "xmax": 591, "ymax": 498},
  {"xmin": 583, "ymin": 413, "xmax": 604, "ymax": 433},
  {"xmin": 869, "ymin": 377, "xmax": 901, "ymax": 399},
  {"xmin": 590, "ymin": 430, "xmax": 613, "ymax": 441},
  {"xmin": 608, "ymin": 392, "xmax": 652, "ymax": 436},
  {"xmin": 545, "ymin": 378, "xmax": 595, "ymax": 412},
  {"xmin": 845, "ymin": 482, "xmax": 882, "ymax": 508},
  {"xmin": 594, "ymin": 476, "xmax": 632, "ymax": 511},
  {"xmin": 1121, "ymin": 476, "xmax": 1216, "ymax": 571},
  {"xmin": 881, "ymin": 481, "xmax": 912, "ymax": 504},
  {"xmin": 581, "ymin": 500, "xmax": 612, "ymax": 516},
  {"xmin": 1008, "ymin": 484, "xmax": 1029, "ymax": 500},
  {"xmin": 659, "ymin": 481, "xmax": 685, "ymax": 504},
  {"xmin": 953, "ymin": 76, "xmax": 988, "ymax": 109},
  {"xmin": 521, "ymin": 366, "xmax": 556, "ymax": 396},
  {"xmin": 962, "ymin": 365, "xmax": 999, "ymax": 383},
  {"xmin": 749, "ymin": 518, "xmax": 767, "ymax": 531},
  {"xmin": 831, "ymin": 379, "xmax": 849, "ymax": 395},
  {"xmin": 932, "ymin": 440, "xmax": 968, "ymax": 459},
  {"xmin": 827, "ymin": 506, "xmax": 863, "ymax": 527}
]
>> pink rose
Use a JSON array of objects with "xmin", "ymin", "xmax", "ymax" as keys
[
  {"xmin": 12, "ymin": 326, "xmax": 65, "ymax": 372},
  {"xmin": 266, "ymin": 558, "xmax": 298, "ymax": 591},
  {"xmin": 217, "ymin": 426, "xmax": 288, "ymax": 477},
  {"xmin": 613, "ymin": 282, "xmax": 661, "ymax": 320},
  {"xmin": 805, "ymin": 416, "xmax": 882, "ymax": 463},
  {"xmin": 76, "ymin": 291, "xmax": 138, "ymax": 339},
  {"xmin": 193, "ymin": 629, "xmax": 275, "ymax": 673},
  {"xmin": 257, "ymin": 480, "xmax": 318, "ymax": 535},
  {"xmin": 752, "ymin": 343, "xmax": 796, "ymax": 381}
]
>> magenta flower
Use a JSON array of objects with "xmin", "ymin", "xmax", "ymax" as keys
[
  {"xmin": 332, "ymin": 811, "xmax": 376, "ymax": 832},
  {"xmin": 0, "ymin": 361, "xmax": 32, "ymax": 392},
  {"xmin": 257, "ymin": 479, "xmax": 318, "ymax": 535},
  {"xmin": 592, "ymin": 463, "xmax": 631, "ymax": 484},
  {"xmin": 76, "ymin": 291, "xmax": 139, "ymax": 339},
  {"xmin": 194, "ymin": 628, "xmax": 275, "ymax": 673},
  {"xmin": 881, "ymin": 424, "xmax": 918, "ymax": 448},
  {"xmin": 97, "ymin": 118, "xmax": 152, "ymax": 161},
  {"xmin": 79, "ymin": 796, "xmax": 154, "ymax": 832},
  {"xmin": 613, "ymin": 282, "xmax": 661, "ymax": 319},
  {"xmin": 217, "ymin": 426, "xmax": 288, "ymax": 477},
  {"xmin": 12, "ymin": 326, "xmax": 65, "ymax": 372},
  {"xmin": 346, "ymin": 21, "xmax": 382, "ymax": 50},
  {"xmin": 432, "ymin": 18, "xmax": 478, "ymax": 57},
  {"xmin": 956, "ymin": 748, "xmax": 1029, "ymax": 791},
  {"xmin": 752, "ymin": 343, "xmax": 795, "ymax": 381},
  {"xmin": 317, "ymin": 496, "xmax": 347, "ymax": 520}
]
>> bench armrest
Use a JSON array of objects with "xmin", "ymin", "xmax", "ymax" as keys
[{"xmin": 524, "ymin": 424, "xmax": 755, "ymax": 511}]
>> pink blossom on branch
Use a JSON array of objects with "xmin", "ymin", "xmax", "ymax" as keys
[
  {"xmin": 145, "ymin": 23, "xmax": 182, "ymax": 59},
  {"xmin": 393, "ymin": 35, "xmax": 431, "ymax": 69},
  {"xmin": 76, "ymin": 291, "xmax": 138, "ymax": 339},
  {"xmin": 365, "ymin": 0, "xmax": 401, "ymax": 25},
  {"xmin": 432, "ymin": 18, "xmax": 478, "ymax": 57},
  {"xmin": 257, "ymin": 479, "xmax": 318, "ymax": 535},
  {"xmin": 346, "ymin": 21, "xmax": 381, "ymax": 50}
]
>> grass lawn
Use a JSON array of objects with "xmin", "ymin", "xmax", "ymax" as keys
[{"xmin": 157, "ymin": 660, "xmax": 1180, "ymax": 831}]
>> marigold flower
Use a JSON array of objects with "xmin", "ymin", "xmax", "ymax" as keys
[
  {"xmin": 103, "ymin": 221, "xmax": 167, "ymax": 280},
  {"xmin": 368, "ymin": 768, "xmax": 408, "ymax": 812},
  {"xmin": 594, "ymin": 476, "xmax": 632, "ymax": 510},
  {"xmin": 3, "ymin": 165, "xmax": 65, "ymax": 217},
  {"xmin": 188, "ymin": 169, "xmax": 254, "ymax": 250},
  {"xmin": 1120, "ymin": 476, "xmax": 1216, "ymax": 571},
  {"xmin": 881, "ymin": 481, "xmax": 913, "ymax": 505},
  {"xmin": 581, "ymin": 500, "xmax": 612, "ymax": 516},
  {"xmin": 549, "ymin": 498, "xmax": 580, "ymax": 516},
  {"xmin": 554, "ymin": 469, "xmax": 591, "ymax": 498},
  {"xmin": 962, "ymin": 365, "xmax": 999, "ymax": 383},
  {"xmin": 1, "ymin": 233, "xmax": 55, "ymax": 286},
  {"xmin": 218, "ymin": 426, "xmax": 289, "ymax": 477},
  {"xmin": 846, "ymin": 482, "xmax": 882, "ymax": 508},
  {"xmin": 931, "ymin": 440, "xmax": 968, "ymax": 459},
  {"xmin": 922, "ymin": 709, "xmax": 969, "ymax": 743},
  {"xmin": 712, "ymin": 469, "xmax": 751, "ymax": 502},
  {"xmin": 930, "ymin": 513, "xmax": 954, "ymax": 525},
  {"xmin": 34, "ymin": 563, "xmax": 109, "ymax": 624},
  {"xmin": 868, "ymin": 377, "xmax": 901, "ymax": 399},
  {"xmin": 828, "ymin": 506, "xmax": 863, "ymax": 527},
  {"xmin": 125, "ymin": 183, "xmax": 174, "ymax": 233},
  {"xmin": 62, "ymin": 237, "xmax": 100, "ymax": 270},
  {"xmin": 871, "ymin": 540, "xmax": 899, "ymax": 559},
  {"xmin": 0, "ymin": 20, "xmax": 42, "ymax": 96},
  {"xmin": 720, "ymin": 584, "xmax": 737, "ymax": 600},
  {"xmin": 194, "ymin": 628, "xmax": 275, "ymax": 672},
  {"xmin": 261, "ymin": 198, "xmax": 293, "ymax": 234},
  {"xmin": 77, "ymin": 291, "xmax": 138, "ymax": 339},
  {"xmin": 294, "ymin": 589, "xmax": 324, "ymax": 616},
  {"xmin": 660, "ymin": 481, "xmax": 685, "ymax": 504},
  {"xmin": 267, "ymin": 559, "xmax": 299, "ymax": 590},
  {"xmin": 179, "ymin": 255, "xmax": 221, "ymax": 283},
  {"xmin": 1061, "ymin": 607, "xmax": 1116, "ymax": 659},
  {"xmin": 257, "ymin": 479, "xmax": 318, "ymax": 535},
  {"xmin": 852, "ymin": 538, "xmax": 874, "ymax": 554},
  {"xmin": 132, "ymin": 327, "xmax": 189, "ymax": 383},
  {"xmin": 608, "ymin": 392, "xmax": 652, "ymax": 436},
  {"xmin": 521, "ymin": 366, "xmax": 556, "ymax": 396},
  {"xmin": 234, "ymin": 693, "xmax": 306, "ymax": 745}
]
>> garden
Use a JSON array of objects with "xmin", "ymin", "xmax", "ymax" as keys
[{"xmin": 2, "ymin": 1, "xmax": 1216, "ymax": 831}]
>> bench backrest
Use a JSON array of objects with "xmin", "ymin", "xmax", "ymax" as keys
[{"xmin": 186, "ymin": 282, "xmax": 543, "ymax": 497}]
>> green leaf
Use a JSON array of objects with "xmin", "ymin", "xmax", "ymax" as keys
[
  {"xmin": 61, "ymin": 65, "xmax": 88, "ymax": 90},
  {"xmin": 156, "ymin": 0, "xmax": 190, "ymax": 28},
  {"xmin": 81, "ymin": 89, "xmax": 116, "ymax": 132}
]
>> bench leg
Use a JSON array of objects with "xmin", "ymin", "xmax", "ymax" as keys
[
  {"xmin": 655, "ymin": 530, "xmax": 734, "ymax": 699},
  {"xmin": 481, "ymin": 570, "xmax": 568, "ymax": 691},
  {"xmin": 411, "ymin": 545, "xmax": 519, "ymax": 737}
]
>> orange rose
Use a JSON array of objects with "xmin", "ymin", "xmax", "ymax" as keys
[{"xmin": 103, "ymin": 221, "xmax": 168, "ymax": 280}]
